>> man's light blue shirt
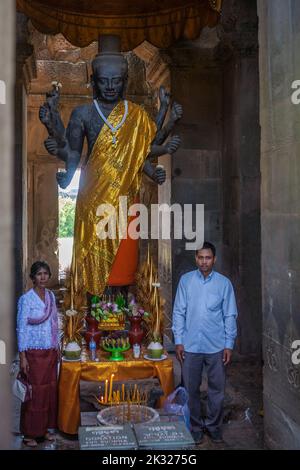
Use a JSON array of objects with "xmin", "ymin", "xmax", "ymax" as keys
[{"xmin": 172, "ymin": 269, "xmax": 238, "ymax": 353}]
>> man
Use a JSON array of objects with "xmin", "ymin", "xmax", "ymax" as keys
[
  {"xmin": 172, "ymin": 241, "xmax": 238, "ymax": 444},
  {"xmin": 39, "ymin": 35, "xmax": 182, "ymax": 306}
]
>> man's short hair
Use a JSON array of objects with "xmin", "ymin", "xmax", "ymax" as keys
[{"xmin": 195, "ymin": 241, "xmax": 216, "ymax": 257}]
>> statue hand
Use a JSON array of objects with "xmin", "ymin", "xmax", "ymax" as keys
[
  {"xmin": 159, "ymin": 86, "xmax": 170, "ymax": 108},
  {"xmin": 44, "ymin": 137, "xmax": 58, "ymax": 156},
  {"xmin": 39, "ymin": 104, "xmax": 51, "ymax": 126},
  {"xmin": 171, "ymin": 102, "xmax": 183, "ymax": 122},
  {"xmin": 56, "ymin": 171, "xmax": 72, "ymax": 189},
  {"xmin": 165, "ymin": 135, "xmax": 181, "ymax": 154},
  {"xmin": 44, "ymin": 137, "xmax": 69, "ymax": 162},
  {"xmin": 152, "ymin": 166, "xmax": 166, "ymax": 185}
]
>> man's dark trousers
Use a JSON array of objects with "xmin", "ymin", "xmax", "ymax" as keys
[{"xmin": 182, "ymin": 350, "xmax": 225, "ymax": 433}]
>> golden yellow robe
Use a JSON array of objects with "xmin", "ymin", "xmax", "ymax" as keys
[{"xmin": 71, "ymin": 100, "xmax": 156, "ymax": 305}]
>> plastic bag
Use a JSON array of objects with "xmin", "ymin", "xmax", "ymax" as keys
[
  {"xmin": 12, "ymin": 372, "xmax": 32, "ymax": 402},
  {"xmin": 163, "ymin": 386, "xmax": 190, "ymax": 429}
]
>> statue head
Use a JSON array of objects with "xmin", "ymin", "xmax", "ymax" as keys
[{"xmin": 91, "ymin": 35, "xmax": 128, "ymax": 103}]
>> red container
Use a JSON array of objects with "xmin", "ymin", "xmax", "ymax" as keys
[{"xmin": 128, "ymin": 316, "xmax": 145, "ymax": 346}]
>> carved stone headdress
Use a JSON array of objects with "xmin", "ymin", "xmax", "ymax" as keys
[{"xmin": 92, "ymin": 35, "xmax": 128, "ymax": 78}]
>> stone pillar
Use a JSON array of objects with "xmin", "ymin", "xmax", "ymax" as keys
[
  {"xmin": 258, "ymin": 0, "xmax": 300, "ymax": 449},
  {"xmin": 0, "ymin": 0, "xmax": 15, "ymax": 449},
  {"xmin": 15, "ymin": 12, "xmax": 36, "ymax": 297}
]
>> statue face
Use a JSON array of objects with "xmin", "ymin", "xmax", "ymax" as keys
[{"xmin": 93, "ymin": 58, "xmax": 127, "ymax": 103}]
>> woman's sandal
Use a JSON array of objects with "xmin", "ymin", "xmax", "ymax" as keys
[
  {"xmin": 23, "ymin": 438, "xmax": 38, "ymax": 447},
  {"xmin": 44, "ymin": 432, "xmax": 56, "ymax": 441}
]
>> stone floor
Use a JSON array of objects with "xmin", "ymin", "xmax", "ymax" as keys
[{"xmin": 11, "ymin": 353, "xmax": 264, "ymax": 450}]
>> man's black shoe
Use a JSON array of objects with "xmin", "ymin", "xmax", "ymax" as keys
[
  {"xmin": 191, "ymin": 430, "xmax": 204, "ymax": 444},
  {"xmin": 206, "ymin": 429, "xmax": 223, "ymax": 443}
]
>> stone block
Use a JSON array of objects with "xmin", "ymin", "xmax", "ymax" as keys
[
  {"xmin": 172, "ymin": 178, "xmax": 221, "ymax": 211},
  {"xmin": 172, "ymin": 149, "xmax": 221, "ymax": 179}
]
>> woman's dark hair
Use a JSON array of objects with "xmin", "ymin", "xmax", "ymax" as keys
[
  {"xmin": 30, "ymin": 261, "xmax": 51, "ymax": 280},
  {"xmin": 195, "ymin": 241, "xmax": 216, "ymax": 257}
]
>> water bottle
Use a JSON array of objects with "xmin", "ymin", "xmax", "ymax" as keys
[
  {"xmin": 89, "ymin": 337, "xmax": 96, "ymax": 361},
  {"xmin": 133, "ymin": 343, "xmax": 141, "ymax": 359}
]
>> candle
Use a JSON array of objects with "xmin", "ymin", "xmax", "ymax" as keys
[
  {"xmin": 104, "ymin": 379, "xmax": 108, "ymax": 403},
  {"xmin": 127, "ymin": 398, "xmax": 131, "ymax": 421},
  {"xmin": 70, "ymin": 272, "xmax": 74, "ymax": 311},
  {"xmin": 108, "ymin": 374, "xmax": 114, "ymax": 403},
  {"xmin": 149, "ymin": 259, "xmax": 153, "ymax": 291},
  {"xmin": 122, "ymin": 383, "xmax": 125, "ymax": 401},
  {"xmin": 133, "ymin": 384, "xmax": 137, "ymax": 401},
  {"xmin": 100, "ymin": 396, "xmax": 104, "ymax": 403}
]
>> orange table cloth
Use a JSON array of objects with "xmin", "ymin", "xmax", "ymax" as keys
[{"xmin": 58, "ymin": 352, "xmax": 174, "ymax": 434}]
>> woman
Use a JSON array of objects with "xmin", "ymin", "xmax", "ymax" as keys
[{"xmin": 17, "ymin": 261, "xmax": 60, "ymax": 447}]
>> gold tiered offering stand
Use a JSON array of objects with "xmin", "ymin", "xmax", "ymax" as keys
[{"xmin": 98, "ymin": 312, "xmax": 125, "ymax": 331}]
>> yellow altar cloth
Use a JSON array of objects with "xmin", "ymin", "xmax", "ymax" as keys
[{"xmin": 58, "ymin": 352, "xmax": 174, "ymax": 434}]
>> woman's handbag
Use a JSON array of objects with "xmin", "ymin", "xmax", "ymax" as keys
[{"xmin": 12, "ymin": 372, "xmax": 32, "ymax": 402}]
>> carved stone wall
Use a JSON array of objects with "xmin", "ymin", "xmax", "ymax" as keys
[{"xmin": 258, "ymin": 0, "xmax": 300, "ymax": 449}]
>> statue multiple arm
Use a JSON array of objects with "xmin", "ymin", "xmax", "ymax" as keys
[
  {"xmin": 57, "ymin": 110, "xmax": 85, "ymax": 189},
  {"xmin": 39, "ymin": 85, "xmax": 66, "ymax": 154},
  {"xmin": 39, "ymin": 85, "xmax": 182, "ymax": 188},
  {"xmin": 40, "ymin": 106, "xmax": 85, "ymax": 189},
  {"xmin": 143, "ymin": 90, "xmax": 183, "ymax": 185}
]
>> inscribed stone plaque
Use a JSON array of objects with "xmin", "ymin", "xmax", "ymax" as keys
[
  {"xmin": 134, "ymin": 422, "xmax": 195, "ymax": 449},
  {"xmin": 78, "ymin": 424, "xmax": 138, "ymax": 450}
]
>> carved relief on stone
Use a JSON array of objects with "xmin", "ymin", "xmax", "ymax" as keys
[
  {"xmin": 35, "ymin": 218, "xmax": 58, "ymax": 266},
  {"xmin": 264, "ymin": 331, "xmax": 279, "ymax": 373},
  {"xmin": 265, "ymin": 342, "xmax": 279, "ymax": 372},
  {"xmin": 215, "ymin": 0, "xmax": 258, "ymax": 61},
  {"xmin": 31, "ymin": 163, "xmax": 59, "ymax": 287},
  {"xmin": 286, "ymin": 355, "xmax": 300, "ymax": 390}
]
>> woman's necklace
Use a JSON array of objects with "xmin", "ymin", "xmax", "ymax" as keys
[{"xmin": 93, "ymin": 99, "xmax": 128, "ymax": 146}]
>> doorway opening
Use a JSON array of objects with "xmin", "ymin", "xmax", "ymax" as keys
[{"xmin": 58, "ymin": 169, "xmax": 80, "ymax": 278}]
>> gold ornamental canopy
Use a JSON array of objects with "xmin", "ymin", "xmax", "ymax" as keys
[{"xmin": 17, "ymin": 0, "xmax": 222, "ymax": 50}]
